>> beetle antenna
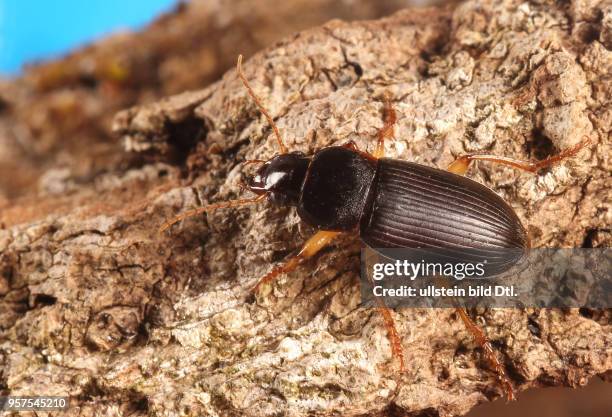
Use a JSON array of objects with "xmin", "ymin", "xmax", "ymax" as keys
[
  {"xmin": 236, "ymin": 55, "xmax": 288, "ymax": 154},
  {"xmin": 159, "ymin": 194, "xmax": 267, "ymax": 233}
]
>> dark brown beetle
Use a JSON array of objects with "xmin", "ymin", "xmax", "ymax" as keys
[{"xmin": 162, "ymin": 55, "xmax": 590, "ymax": 400}]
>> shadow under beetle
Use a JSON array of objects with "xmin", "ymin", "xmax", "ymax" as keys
[{"xmin": 162, "ymin": 54, "xmax": 590, "ymax": 401}]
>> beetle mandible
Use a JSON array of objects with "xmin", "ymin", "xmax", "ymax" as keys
[{"xmin": 161, "ymin": 54, "xmax": 590, "ymax": 401}]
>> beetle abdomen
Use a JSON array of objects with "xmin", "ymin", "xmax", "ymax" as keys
[{"xmin": 360, "ymin": 158, "xmax": 528, "ymax": 256}]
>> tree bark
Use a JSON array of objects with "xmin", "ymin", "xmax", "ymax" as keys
[{"xmin": 1, "ymin": 0, "xmax": 611, "ymax": 416}]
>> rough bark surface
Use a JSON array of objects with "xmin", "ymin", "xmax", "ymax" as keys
[{"xmin": 1, "ymin": 0, "xmax": 611, "ymax": 416}]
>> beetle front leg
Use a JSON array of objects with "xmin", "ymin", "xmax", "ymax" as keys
[
  {"xmin": 252, "ymin": 230, "xmax": 342, "ymax": 293},
  {"xmin": 447, "ymin": 136, "xmax": 590, "ymax": 176}
]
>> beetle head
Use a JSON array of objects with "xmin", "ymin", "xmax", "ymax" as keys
[{"xmin": 246, "ymin": 152, "xmax": 310, "ymax": 206}]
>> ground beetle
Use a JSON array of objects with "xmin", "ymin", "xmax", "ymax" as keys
[{"xmin": 162, "ymin": 55, "xmax": 590, "ymax": 401}]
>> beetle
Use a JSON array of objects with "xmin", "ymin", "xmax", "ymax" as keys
[{"xmin": 161, "ymin": 54, "xmax": 589, "ymax": 401}]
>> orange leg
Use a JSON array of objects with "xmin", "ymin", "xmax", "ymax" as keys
[
  {"xmin": 364, "ymin": 247, "xmax": 405, "ymax": 373},
  {"xmin": 455, "ymin": 308, "xmax": 515, "ymax": 401},
  {"xmin": 447, "ymin": 146, "xmax": 523, "ymax": 400},
  {"xmin": 252, "ymin": 230, "xmax": 341, "ymax": 292},
  {"xmin": 342, "ymin": 140, "xmax": 378, "ymax": 162},
  {"xmin": 447, "ymin": 136, "xmax": 591, "ymax": 176},
  {"xmin": 253, "ymin": 227, "xmax": 406, "ymax": 373},
  {"xmin": 373, "ymin": 95, "xmax": 397, "ymax": 159},
  {"xmin": 376, "ymin": 302, "xmax": 406, "ymax": 373},
  {"xmin": 448, "ymin": 137, "xmax": 590, "ymax": 400}
]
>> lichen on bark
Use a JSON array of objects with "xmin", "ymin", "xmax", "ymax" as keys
[{"xmin": 1, "ymin": 0, "xmax": 611, "ymax": 416}]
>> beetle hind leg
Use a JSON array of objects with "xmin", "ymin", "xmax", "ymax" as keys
[
  {"xmin": 447, "ymin": 136, "xmax": 590, "ymax": 176},
  {"xmin": 456, "ymin": 308, "xmax": 515, "ymax": 401},
  {"xmin": 376, "ymin": 303, "xmax": 406, "ymax": 373},
  {"xmin": 367, "ymin": 262, "xmax": 406, "ymax": 373}
]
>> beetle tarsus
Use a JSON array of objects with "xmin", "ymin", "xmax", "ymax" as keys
[{"xmin": 455, "ymin": 308, "xmax": 515, "ymax": 401}]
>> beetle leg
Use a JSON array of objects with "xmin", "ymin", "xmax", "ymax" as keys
[
  {"xmin": 447, "ymin": 136, "xmax": 590, "ymax": 176},
  {"xmin": 373, "ymin": 95, "xmax": 397, "ymax": 159},
  {"xmin": 455, "ymin": 308, "xmax": 515, "ymax": 401},
  {"xmin": 376, "ymin": 302, "xmax": 406, "ymax": 373},
  {"xmin": 254, "ymin": 229, "xmax": 406, "ymax": 373},
  {"xmin": 342, "ymin": 141, "xmax": 378, "ymax": 162},
  {"xmin": 365, "ymin": 251, "xmax": 406, "ymax": 373},
  {"xmin": 342, "ymin": 140, "xmax": 360, "ymax": 152},
  {"xmin": 252, "ymin": 230, "xmax": 342, "ymax": 292}
]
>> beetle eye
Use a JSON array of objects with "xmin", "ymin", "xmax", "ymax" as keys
[{"xmin": 246, "ymin": 172, "xmax": 265, "ymax": 191}]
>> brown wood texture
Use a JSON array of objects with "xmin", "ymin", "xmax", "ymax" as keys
[{"xmin": 1, "ymin": 0, "xmax": 610, "ymax": 416}]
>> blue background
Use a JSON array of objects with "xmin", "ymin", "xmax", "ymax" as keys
[{"xmin": 0, "ymin": 0, "xmax": 178, "ymax": 75}]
